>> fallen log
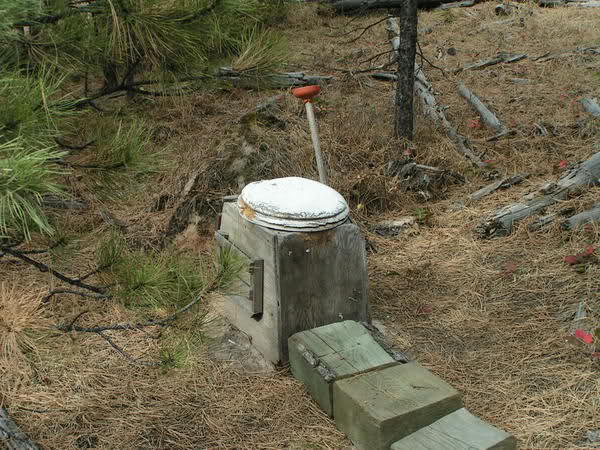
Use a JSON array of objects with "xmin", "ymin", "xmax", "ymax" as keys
[
  {"xmin": 534, "ymin": 46, "xmax": 600, "ymax": 62},
  {"xmin": 0, "ymin": 408, "xmax": 40, "ymax": 450},
  {"xmin": 457, "ymin": 83, "xmax": 508, "ymax": 134},
  {"xmin": 331, "ymin": 0, "xmax": 447, "ymax": 13},
  {"xmin": 563, "ymin": 204, "xmax": 600, "ymax": 230},
  {"xmin": 538, "ymin": 0, "xmax": 564, "ymax": 5},
  {"xmin": 527, "ymin": 207, "xmax": 575, "ymax": 231},
  {"xmin": 566, "ymin": 1, "xmax": 600, "ymax": 6},
  {"xmin": 387, "ymin": 17, "xmax": 487, "ymax": 168},
  {"xmin": 455, "ymin": 52, "xmax": 527, "ymax": 73},
  {"xmin": 42, "ymin": 195, "xmax": 87, "ymax": 210},
  {"xmin": 581, "ymin": 98, "xmax": 600, "ymax": 117},
  {"xmin": 468, "ymin": 173, "xmax": 528, "ymax": 201},
  {"xmin": 217, "ymin": 68, "xmax": 334, "ymax": 88},
  {"xmin": 414, "ymin": 70, "xmax": 487, "ymax": 167},
  {"xmin": 476, "ymin": 152, "xmax": 600, "ymax": 237},
  {"xmin": 434, "ymin": 0, "xmax": 477, "ymax": 10}
]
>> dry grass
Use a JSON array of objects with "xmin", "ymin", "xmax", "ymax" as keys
[
  {"xmin": 1, "ymin": 2, "xmax": 600, "ymax": 449},
  {"xmin": 0, "ymin": 282, "xmax": 50, "ymax": 377}
]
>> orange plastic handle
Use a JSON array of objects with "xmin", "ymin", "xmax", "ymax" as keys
[{"xmin": 292, "ymin": 85, "xmax": 321, "ymax": 102}]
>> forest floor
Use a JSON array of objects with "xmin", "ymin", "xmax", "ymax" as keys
[{"xmin": 2, "ymin": 2, "xmax": 600, "ymax": 449}]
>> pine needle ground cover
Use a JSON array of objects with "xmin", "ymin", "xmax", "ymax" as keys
[{"xmin": 1, "ymin": 2, "xmax": 599, "ymax": 449}]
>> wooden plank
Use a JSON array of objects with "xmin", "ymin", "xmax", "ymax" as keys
[
  {"xmin": 218, "ymin": 202, "xmax": 280, "ymax": 362},
  {"xmin": 0, "ymin": 408, "xmax": 40, "ymax": 450},
  {"xmin": 391, "ymin": 407, "xmax": 516, "ymax": 449},
  {"xmin": 333, "ymin": 362, "xmax": 462, "ymax": 450},
  {"xmin": 288, "ymin": 321, "xmax": 396, "ymax": 416},
  {"xmin": 277, "ymin": 222, "xmax": 369, "ymax": 361}
]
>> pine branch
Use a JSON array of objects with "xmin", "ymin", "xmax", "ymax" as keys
[
  {"xmin": 0, "ymin": 246, "xmax": 106, "ymax": 294},
  {"xmin": 57, "ymin": 279, "xmax": 218, "ymax": 333}
]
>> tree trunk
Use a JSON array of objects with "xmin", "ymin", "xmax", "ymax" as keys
[{"xmin": 394, "ymin": 0, "xmax": 418, "ymax": 141}]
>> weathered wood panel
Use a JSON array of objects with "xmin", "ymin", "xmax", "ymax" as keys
[
  {"xmin": 218, "ymin": 202, "xmax": 280, "ymax": 362},
  {"xmin": 277, "ymin": 222, "xmax": 369, "ymax": 360}
]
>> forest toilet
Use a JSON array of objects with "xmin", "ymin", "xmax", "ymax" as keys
[{"xmin": 215, "ymin": 177, "xmax": 369, "ymax": 363}]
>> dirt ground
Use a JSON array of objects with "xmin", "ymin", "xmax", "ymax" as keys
[{"xmin": 2, "ymin": 2, "xmax": 600, "ymax": 449}]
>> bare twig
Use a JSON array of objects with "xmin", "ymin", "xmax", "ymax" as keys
[
  {"xmin": 359, "ymin": 49, "xmax": 396, "ymax": 65},
  {"xmin": 96, "ymin": 331, "xmax": 161, "ymax": 367},
  {"xmin": 339, "ymin": 16, "xmax": 390, "ymax": 43},
  {"xmin": 43, "ymin": 289, "xmax": 111, "ymax": 303},
  {"xmin": 0, "ymin": 247, "xmax": 106, "ymax": 294},
  {"xmin": 57, "ymin": 280, "xmax": 218, "ymax": 333}
]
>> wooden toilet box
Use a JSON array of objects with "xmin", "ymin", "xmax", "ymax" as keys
[{"xmin": 215, "ymin": 177, "xmax": 369, "ymax": 363}]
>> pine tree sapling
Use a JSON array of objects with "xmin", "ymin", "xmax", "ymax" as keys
[{"xmin": 0, "ymin": 139, "xmax": 67, "ymax": 240}]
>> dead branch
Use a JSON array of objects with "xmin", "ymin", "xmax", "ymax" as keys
[
  {"xmin": 566, "ymin": 1, "xmax": 600, "ymax": 6},
  {"xmin": 414, "ymin": 69, "xmax": 487, "ymax": 167},
  {"xmin": 216, "ymin": 68, "xmax": 334, "ymax": 88},
  {"xmin": 434, "ymin": 0, "xmax": 477, "ymax": 10},
  {"xmin": 57, "ymin": 279, "xmax": 217, "ymax": 334},
  {"xmin": 563, "ymin": 204, "xmax": 600, "ymax": 230},
  {"xmin": 0, "ymin": 246, "xmax": 106, "ymax": 294},
  {"xmin": 533, "ymin": 46, "xmax": 600, "ymax": 62},
  {"xmin": 334, "ymin": 15, "xmax": 389, "ymax": 42},
  {"xmin": 330, "ymin": 0, "xmax": 449, "ymax": 13},
  {"xmin": 468, "ymin": 173, "xmax": 528, "ymax": 201},
  {"xmin": 43, "ymin": 289, "xmax": 111, "ymax": 303},
  {"xmin": 41, "ymin": 195, "xmax": 87, "ymax": 210},
  {"xmin": 476, "ymin": 152, "xmax": 600, "ymax": 237},
  {"xmin": 0, "ymin": 408, "xmax": 40, "ymax": 450},
  {"xmin": 455, "ymin": 52, "xmax": 527, "ymax": 73},
  {"xmin": 581, "ymin": 98, "xmax": 600, "ymax": 118},
  {"xmin": 458, "ymin": 83, "xmax": 508, "ymax": 134},
  {"xmin": 96, "ymin": 331, "xmax": 161, "ymax": 367}
]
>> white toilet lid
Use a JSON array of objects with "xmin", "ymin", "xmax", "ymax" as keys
[{"xmin": 238, "ymin": 177, "xmax": 350, "ymax": 231}]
